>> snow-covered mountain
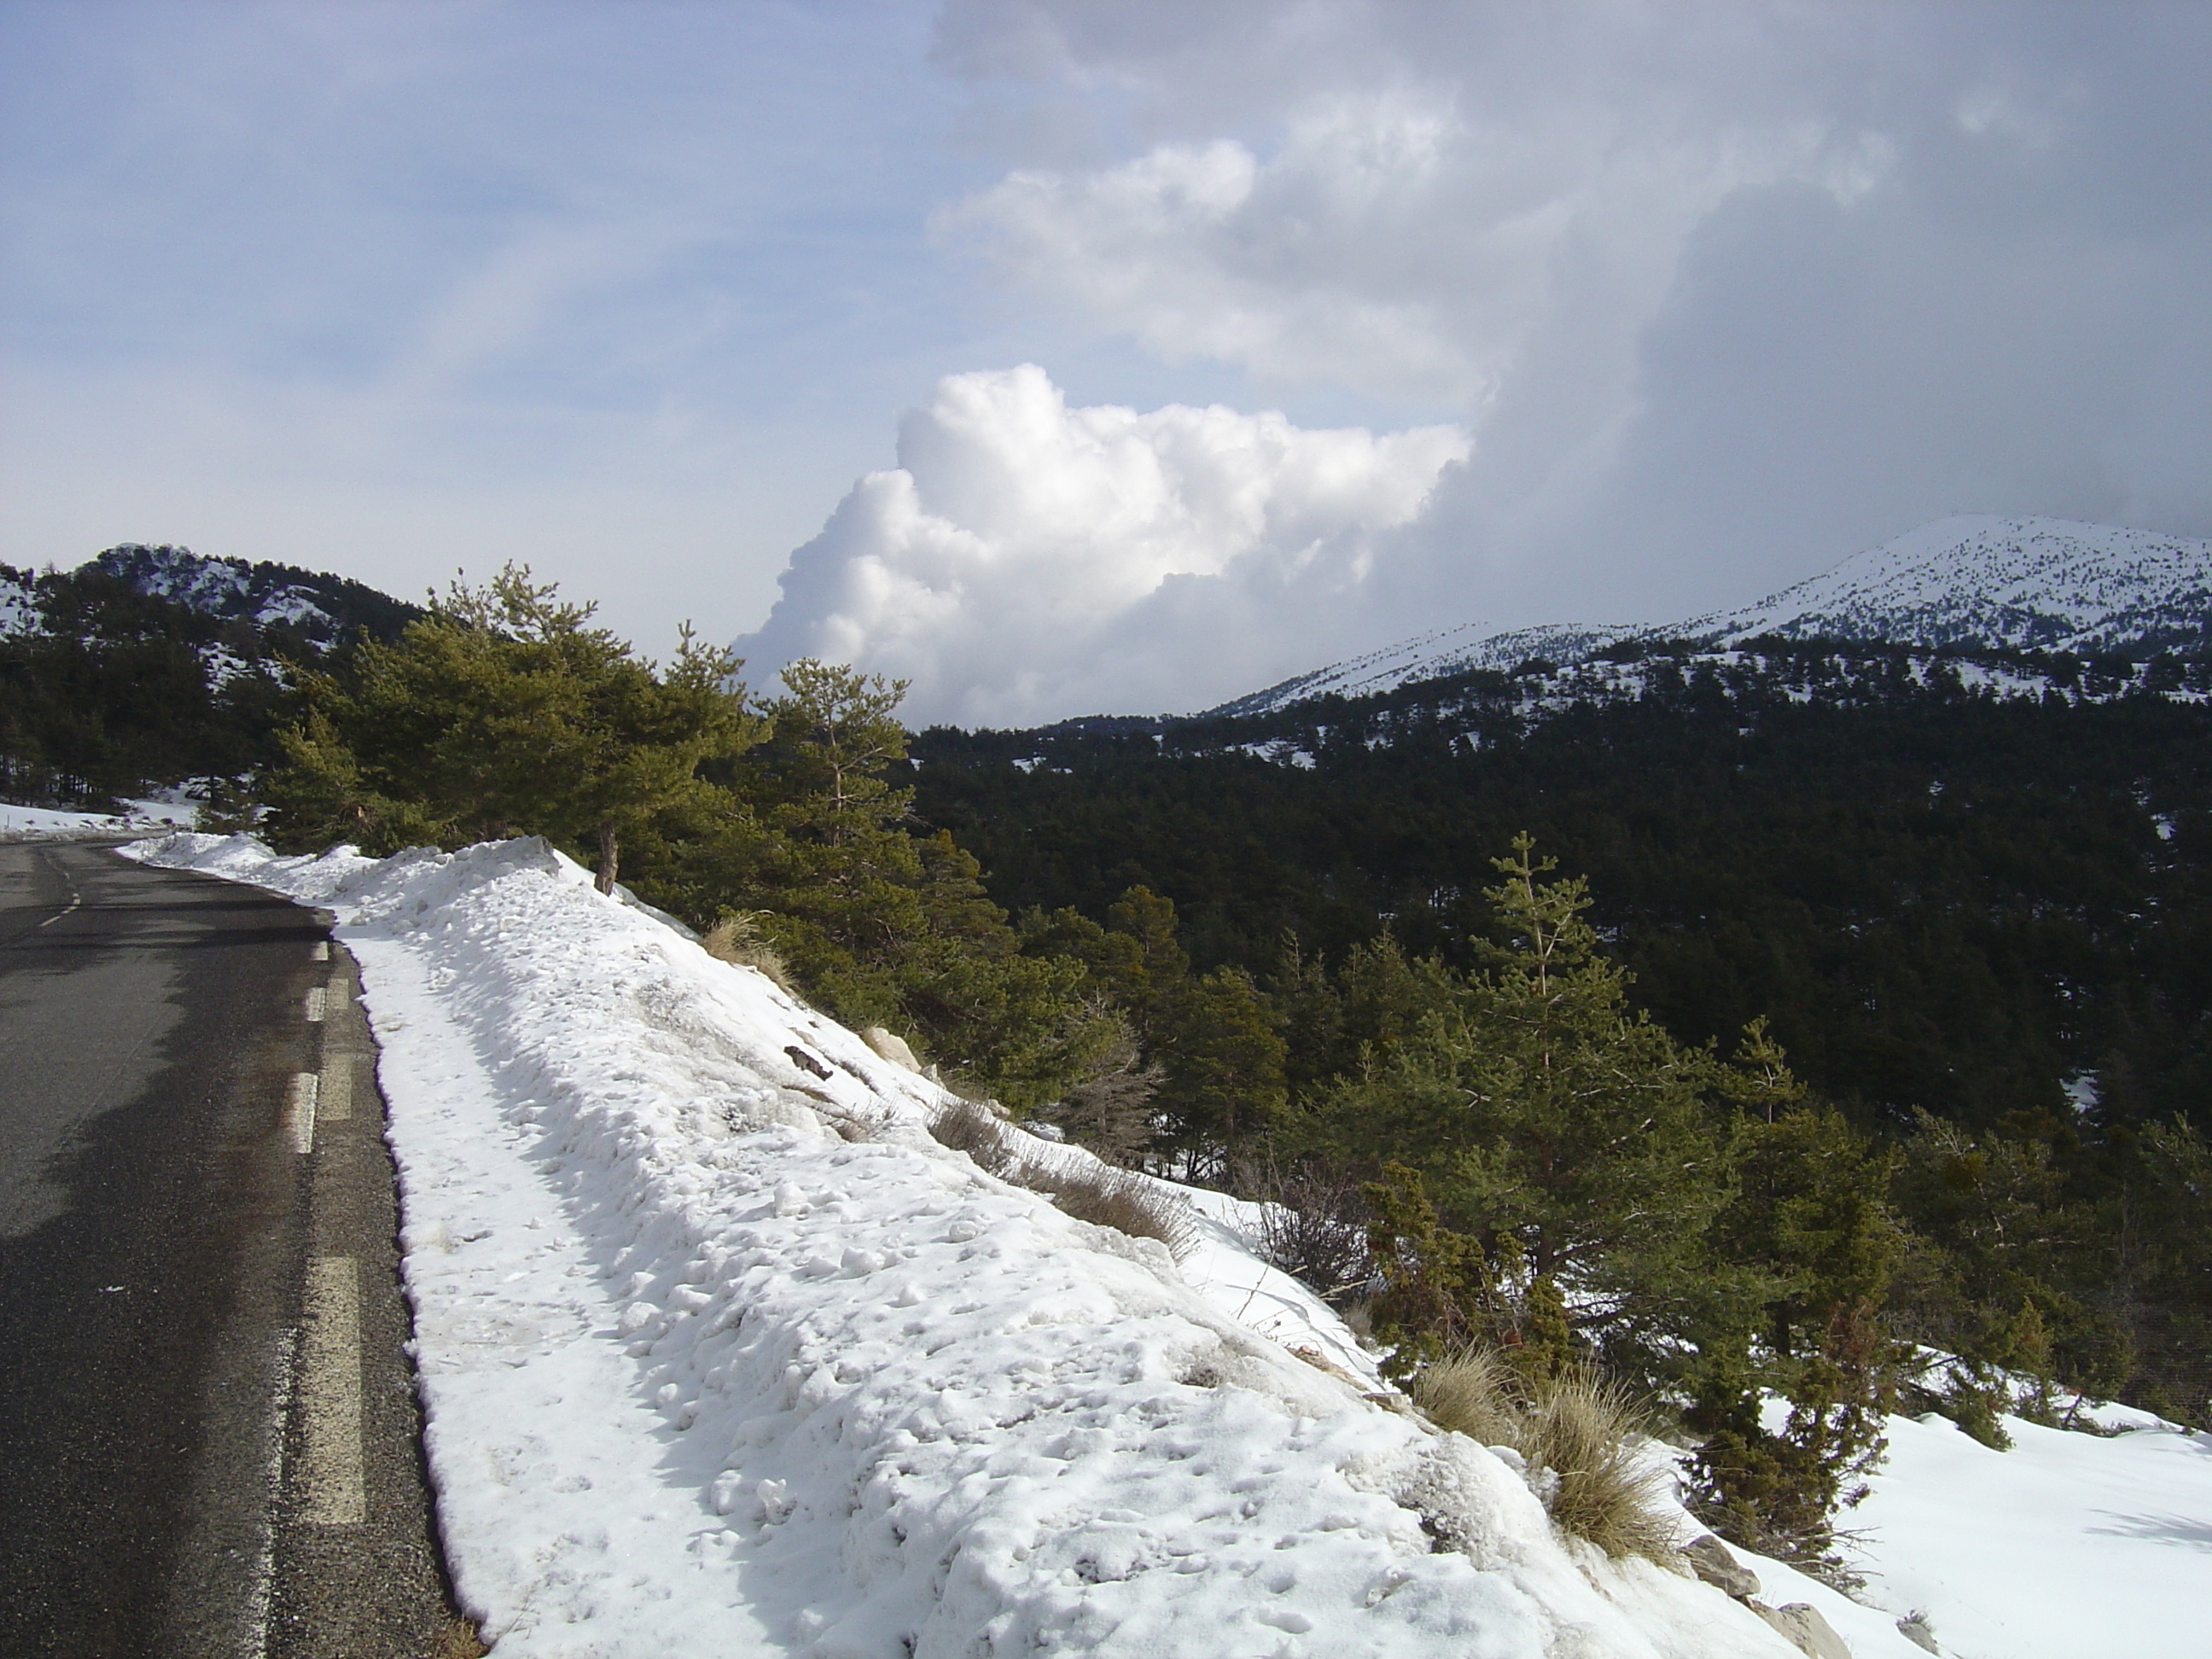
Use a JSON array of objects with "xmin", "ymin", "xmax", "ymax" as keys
[
  {"xmin": 1684, "ymin": 515, "xmax": 2212, "ymax": 655},
  {"xmin": 1214, "ymin": 515, "xmax": 2212, "ymax": 716},
  {"xmin": 85, "ymin": 543, "xmax": 420, "ymax": 644}
]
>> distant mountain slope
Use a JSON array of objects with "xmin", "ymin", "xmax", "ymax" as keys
[
  {"xmin": 86, "ymin": 543, "xmax": 419, "ymax": 648},
  {"xmin": 1685, "ymin": 515, "xmax": 2212, "ymax": 655},
  {"xmin": 1214, "ymin": 515, "xmax": 2212, "ymax": 715},
  {"xmin": 3, "ymin": 544, "xmax": 417, "ymax": 805},
  {"xmin": 1208, "ymin": 620, "xmax": 1628, "ymax": 718}
]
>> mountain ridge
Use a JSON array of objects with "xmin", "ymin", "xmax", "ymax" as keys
[{"xmin": 1211, "ymin": 515, "xmax": 2212, "ymax": 717}]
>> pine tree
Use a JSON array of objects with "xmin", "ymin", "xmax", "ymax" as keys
[
  {"xmin": 263, "ymin": 565, "xmax": 758, "ymax": 892},
  {"xmin": 1310, "ymin": 835, "xmax": 1738, "ymax": 1360}
]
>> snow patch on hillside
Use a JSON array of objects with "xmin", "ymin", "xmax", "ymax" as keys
[
  {"xmin": 123, "ymin": 832, "xmax": 1804, "ymax": 1659},
  {"xmin": 0, "ymin": 568, "xmax": 35, "ymax": 636},
  {"xmin": 1217, "ymin": 515, "xmax": 2212, "ymax": 715},
  {"xmin": 1688, "ymin": 515, "xmax": 2212, "ymax": 654}
]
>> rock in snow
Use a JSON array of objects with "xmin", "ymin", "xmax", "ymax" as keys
[{"xmin": 126, "ymin": 830, "xmax": 1807, "ymax": 1658}]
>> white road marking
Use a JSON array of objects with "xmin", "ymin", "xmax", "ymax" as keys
[
  {"xmin": 319, "ymin": 1051, "xmax": 353, "ymax": 1123},
  {"xmin": 287, "ymin": 1073, "xmax": 319, "ymax": 1154},
  {"xmin": 305, "ymin": 985, "xmax": 327, "ymax": 1022},
  {"xmin": 245, "ymin": 1324, "xmax": 298, "ymax": 1659},
  {"xmin": 298, "ymin": 1257, "xmax": 365, "ymax": 1526},
  {"xmin": 35, "ymin": 852, "xmax": 82, "ymax": 927},
  {"xmin": 312, "ymin": 940, "xmax": 329, "ymax": 961}
]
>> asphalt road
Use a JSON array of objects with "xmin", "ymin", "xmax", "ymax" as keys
[{"xmin": 0, "ymin": 839, "xmax": 470, "ymax": 1658}]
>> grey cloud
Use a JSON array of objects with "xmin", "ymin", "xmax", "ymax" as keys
[{"xmin": 932, "ymin": 0, "xmax": 2212, "ymax": 667}]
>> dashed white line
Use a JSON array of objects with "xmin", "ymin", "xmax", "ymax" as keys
[
  {"xmin": 305, "ymin": 985, "xmax": 328, "ymax": 1022},
  {"xmin": 297, "ymin": 1257, "xmax": 365, "ymax": 1527},
  {"xmin": 287, "ymin": 1073, "xmax": 319, "ymax": 1154},
  {"xmin": 243, "ymin": 1324, "xmax": 298, "ymax": 1659},
  {"xmin": 312, "ymin": 940, "xmax": 329, "ymax": 962},
  {"xmin": 319, "ymin": 1051, "xmax": 353, "ymax": 1123}
]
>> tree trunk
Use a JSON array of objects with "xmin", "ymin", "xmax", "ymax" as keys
[{"xmin": 596, "ymin": 819, "xmax": 619, "ymax": 895}]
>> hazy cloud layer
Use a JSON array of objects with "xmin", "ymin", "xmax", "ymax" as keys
[
  {"xmin": 7, "ymin": 3, "xmax": 2209, "ymax": 719},
  {"xmin": 904, "ymin": 0, "xmax": 2212, "ymax": 692},
  {"xmin": 738, "ymin": 365, "xmax": 1465, "ymax": 724}
]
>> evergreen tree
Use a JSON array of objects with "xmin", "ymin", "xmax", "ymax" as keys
[
  {"xmin": 1309, "ymin": 836, "xmax": 1741, "ymax": 1361},
  {"xmin": 264, "ymin": 565, "xmax": 757, "ymax": 892}
]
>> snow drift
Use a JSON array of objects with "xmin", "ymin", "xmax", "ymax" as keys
[{"xmin": 122, "ymin": 831, "xmax": 1807, "ymax": 1658}]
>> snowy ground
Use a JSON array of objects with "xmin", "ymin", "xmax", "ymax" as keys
[
  {"xmin": 115, "ymin": 832, "xmax": 2212, "ymax": 1657},
  {"xmin": 1846, "ymin": 1406, "xmax": 2212, "ymax": 1659},
  {"xmin": 1, "ymin": 796, "xmax": 198, "ymax": 837}
]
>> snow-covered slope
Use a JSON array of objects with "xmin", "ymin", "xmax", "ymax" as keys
[
  {"xmin": 1216, "ymin": 515, "xmax": 2212, "ymax": 716},
  {"xmin": 1686, "ymin": 515, "xmax": 2212, "ymax": 655},
  {"xmin": 0, "ymin": 567, "xmax": 34, "ymax": 637},
  {"xmin": 124, "ymin": 833, "xmax": 1812, "ymax": 1659},
  {"xmin": 1212, "ymin": 622, "xmax": 1628, "ymax": 718},
  {"xmin": 91, "ymin": 543, "xmax": 340, "ymax": 636}
]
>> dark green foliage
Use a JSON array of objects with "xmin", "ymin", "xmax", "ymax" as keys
[
  {"xmin": 262, "ymin": 565, "xmax": 758, "ymax": 893},
  {"xmin": 1313, "ymin": 839, "xmax": 1747, "ymax": 1365},
  {"xmin": 1361, "ymin": 1162, "xmax": 1501, "ymax": 1382},
  {"xmin": 910, "ymin": 648, "xmax": 2212, "ymax": 1420},
  {"xmin": 2, "ymin": 548, "xmax": 414, "ymax": 805}
]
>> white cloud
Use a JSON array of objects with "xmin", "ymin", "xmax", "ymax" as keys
[
  {"xmin": 930, "ymin": 1, "xmax": 2212, "ymax": 643},
  {"xmin": 736, "ymin": 365, "xmax": 1467, "ymax": 724}
]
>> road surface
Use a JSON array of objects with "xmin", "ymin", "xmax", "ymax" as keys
[{"xmin": 0, "ymin": 838, "xmax": 472, "ymax": 1657}]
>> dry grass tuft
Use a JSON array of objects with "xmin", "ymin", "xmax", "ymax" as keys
[
  {"xmin": 431, "ymin": 1615, "xmax": 489, "ymax": 1658},
  {"xmin": 701, "ymin": 913, "xmax": 794, "ymax": 992},
  {"xmin": 927, "ymin": 1097, "xmax": 1017, "ymax": 1175},
  {"xmin": 1039, "ymin": 1161, "xmax": 1200, "ymax": 1260},
  {"xmin": 926, "ymin": 1099, "xmax": 1198, "ymax": 1259},
  {"xmin": 1414, "ymin": 1350, "xmax": 1681, "ymax": 1564},
  {"xmin": 1412, "ymin": 1347, "xmax": 1522, "ymax": 1447}
]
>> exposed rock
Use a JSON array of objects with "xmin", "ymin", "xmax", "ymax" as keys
[
  {"xmin": 1895, "ymin": 1611, "xmax": 1941, "ymax": 1653},
  {"xmin": 1681, "ymin": 1533, "xmax": 1761, "ymax": 1599},
  {"xmin": 860, "ymin": 1025, "xmax": 923, "ymax": 1071},
  {"xmin": 1749, "ymin": 1599, "xmax": 1854, "ymax": 1659}
]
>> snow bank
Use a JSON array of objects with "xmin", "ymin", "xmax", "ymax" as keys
[
  {"xmin": 1, "ymin": 798, "xmax": 196, "ymax": 837},
  {"xmin": 1845, "ymin": 1408, "xmax": 2212, "ymax": 1659},
  {"xmin": 125, "ymin": 832, "xmax": 1800, "ymax": 1658}
]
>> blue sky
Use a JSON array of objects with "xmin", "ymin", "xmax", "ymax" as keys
[{"xmin": 5, "ymin": 2, "xmax": 2209, "ymax": 720}]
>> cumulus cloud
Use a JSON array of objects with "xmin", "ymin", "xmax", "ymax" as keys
[
  {"xmin": 736, "ymin": 365, "xmax": 1467, "ymax": 724},
  {"xmin": 934, "ymin": 0, "xmax": 2212, "ymax": 636}
]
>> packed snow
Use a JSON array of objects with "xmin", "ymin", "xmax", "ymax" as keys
[
  {"xmin": 125, "ymin": 830, "xmax": 1816, "ymax": 1659},
  {"xmin": 114, "ymin": 831, "xmax": 2212, "ymax": 1656},
  {"xmin": 1844, "ymin": 1406, "xmax": 2212, "ymax": 1659}
]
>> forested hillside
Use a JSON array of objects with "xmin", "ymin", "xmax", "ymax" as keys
[
  {"xmin": 906, "ymin": 641, "xmax": 2212, "ymax": 1476},
  {"xmin": 0, "ymin": 544, "xmax": 418, "ymax": 805},
  {"xmin": 911, "ymin": 644, "xmax": 2212, "ymax": 1132}
]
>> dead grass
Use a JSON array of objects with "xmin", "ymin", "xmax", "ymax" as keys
[
  {"xmin": 1038, "ymin": 1161, "xmax": 1199, "ymax": 1260},
  {"xmin": 927, "ymin": 1096, "xmax": 1018, "ymax": 1175},
  {"xmin": 701, "ymin": 913, "xmax": 794, "ymax": 992},
  {"xmin": 925, "ymin": 1100, "xmax": 1198, "ymax": 1259},
  {"xmin": 1412, "ymin": 1347, "xmax": 1522, "ymax": 1447},
  {"xmin": 431, "ymin": 1615, "xmax": 488, "ymax": 1658},
  {"xmin": 1414, "ymin": 1350, "xmax": 1681, "ymax": 1564}
]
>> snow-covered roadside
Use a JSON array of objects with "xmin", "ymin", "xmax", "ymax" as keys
[
  {"xmin": 1, "ymin": 797, "xmax": 197, "ymax": 837},
  {"xmin": 125, "ymin": 831, "xmax": 1801, "ymax": 1659}
]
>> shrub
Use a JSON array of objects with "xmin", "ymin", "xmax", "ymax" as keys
[
  {"xmin": 1039, "ymin": 1161, "xmax": 1199, "ymax": 1260},
  {"xmin": 1414, "ymin": 1349, "xmax": 1680, "ymax": 1564},
  {"xmin": 927, "ymin": 1097, "xmax": 1017, "ymax": 1176},
  {"xmin": 1251, "ymin": 1163, "xmax": 1375, "ymax": 1307},
  {"xmin": 701, "ymin": 912, "xmax": 794, "ymax": 992},
  {"xmin": 926, "ymin": 1100, "xmax": 1199, "ymax": 1260}
]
